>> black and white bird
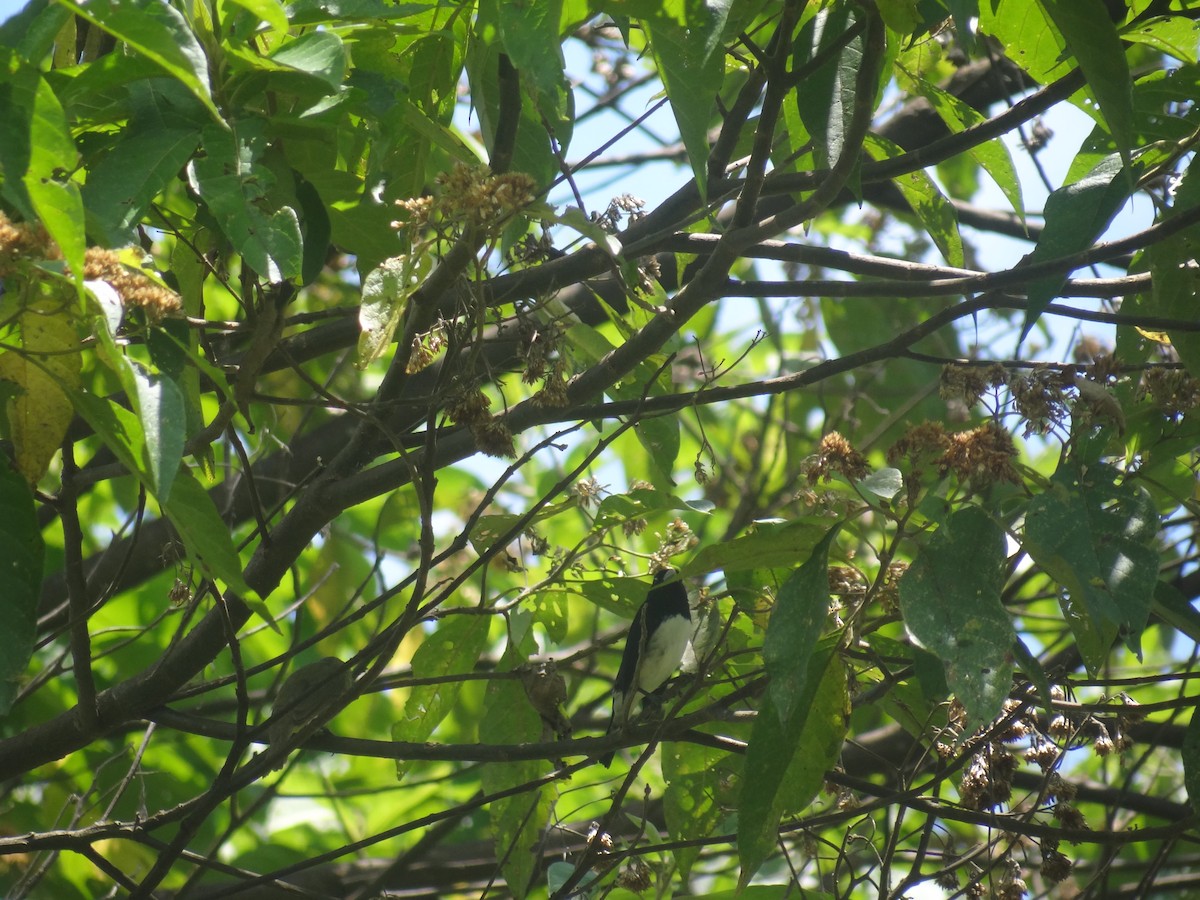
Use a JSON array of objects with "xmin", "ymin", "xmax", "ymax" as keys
[{"xmin": 601, "ymin": 568, "xmax": 692, "ymax": 766}]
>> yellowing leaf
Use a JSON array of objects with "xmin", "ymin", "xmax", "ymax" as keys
[{"xmin": 0, "ymin": 304, "xmax": 81, "ymax": 482}]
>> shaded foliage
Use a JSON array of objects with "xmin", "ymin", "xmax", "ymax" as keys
[{"xmin": 1, "ymin": 0, "xmax": 1199, "ymax": 897}]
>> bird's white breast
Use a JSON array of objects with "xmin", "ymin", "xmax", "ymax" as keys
[{"xmin": 637, "ymin": 616, "xmax": 692, "ymax": 694}]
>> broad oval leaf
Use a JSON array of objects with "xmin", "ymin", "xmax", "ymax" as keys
[{"xmin": 899, "ymin": 505, "xmax": 1014, "ymax": 728}]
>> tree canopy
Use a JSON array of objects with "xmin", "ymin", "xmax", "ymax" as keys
[{"xmin": 2, "ymin": 0, "xmax": 1200, "ymax": 897}]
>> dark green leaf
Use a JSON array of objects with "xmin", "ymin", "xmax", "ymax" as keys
[
  {"xmin": 162, "ymin": 467, "xmax": 254, "ymax": 599},
  {"xmin": 1024, "ymin": 460, "xmax": 1160, "ymax": 673},
  {"xmin": 0, "ymin": 457, "xmax": 42, "ymax": 716},
  {"xmin": 1184, "ymin": 701, "xmax": 1200, "ymax": 814},
  {"xmin": 269, "ymin": 30, "xmax": 348, "ymax": 88},
  {"xmin": 58, "ymin": 0, "xmax": 220, "ymax": 120},
  {"xmin": 84, "ymin": 124, "xmax": 200, "ymax": 243},
  {"xmin": 188, "ymin": 121, "xmax": 303, "ymax": 282},
  {"xmin": 1038, "ymin": 0, "xmax": 1133, "ymax": 159},
  {"xmin": 1020, "ymin": 153, "xmax": 1130, "ymax": 340},
  {"xmin": 763, "ymin": 524, "xmax": 838, "ymax": 723},
  {"xmin": 738, "ymin": 645, "xmax": 848, "ymax": 886},
  {"xmin": 899, "ymin": 506, "xmax": 1014, "ymax": 728},
  {"xmin": 794, "ymin": 5, "xmax": 861, "ymax": 172},
  {"xmin": 467, "ymin": 0, "xmax": 573, "ymax": 185},
  {"xmin": 1141, "ymin": 157, "xmax": 1200, "ymax": 379},
  {"xmin": 497, "ymin": 0, "xmax": 565, "ymax": 101},
  {"xmin": 645, "ymin": 0, "xmax": 731, "ymax": 197},
  {"xmin": 130, "ymin": 369, "xmax": 185, "ymax": 504}
]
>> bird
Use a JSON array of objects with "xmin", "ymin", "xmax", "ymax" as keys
[
  {"xmin": 266, "ymin": 657, "xmax": 353, "ymax": 769},
  {"xmin": 601, "ymin": 568, "xmax": 692, "ymax": 767}
]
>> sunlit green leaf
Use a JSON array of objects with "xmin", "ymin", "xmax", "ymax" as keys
[{"xmin": 393, "ymin": 615, "xmax": 492, "ymax": 779}]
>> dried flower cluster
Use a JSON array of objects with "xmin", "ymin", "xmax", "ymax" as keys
[
  {"xmin": 0, "ymin": 214, "xmax": 181, "ymax": 319},
  {"xmin": 592, "ymin": 193, "xmax": 645, "ymax": 232},
  {"xmin": 1008, "ymin": 367, "xmax": 1073, "ymax": 436},
  {"xmin": 806, "ymin": 431, "xmax": 870, "ymax": 485},
  {"xmin": 937, "ymin": 421, "xmax": 1021, "ymax": 488},
  {"xmin": 572, "ymin": 476, "xmax": 605, "ymax": 509},
  {"xmin": 0, "ymin": 212, "xmax": 55, "ymax": 272},
  {"xmin": 959, "ymin": 743, "xmax": 1016, "ymax": 810},
  {"xmin": 445, "ymin": 385, "xmax": 515, "ymax": 458},
  {"xmin": 939, "ymin": 362, "xmax": 1007, "ymax": 408},
  {"xmin": 939, "ymin": 361, "xmax": 1140, "ymax": 439},
  {"xmin": 887, "ymin": 420, "xmax": 1020, "ymax": 492},
  {"xmin": 1141, "ymin": 366, "xmax": 1200, "ymax": 418},
  {"xmin": 83, "ymin": 248, "xmax": 182, "ymax": 319},
  {"xmin": 649, "ymin": 517, "xmax": 697, "ymax": 570},
  {"xmin": 393, "ymin": 164, "xmax": 537, "ymax": 234}
]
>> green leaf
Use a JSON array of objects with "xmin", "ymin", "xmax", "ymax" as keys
[
  {"xmin": 269, "ymin": 30, "xmax": 347, "ymax": 88},
  {"xmin": 738, "ymin": 644, "xmax": 848, "ymax": 886},
  {"xmin": 530, "ymin": 590, "xmax": 569, "ymax": 643},
  {"xmin": 0, "ymin": 456, "xmax": 42, "ymax": 716},
  {"xmin": 793, "ymin": 4, "xmax": 861, "ymax": 173},
  {"xmin": 356, "ymin": 253, "xmax": 432, "ymax": 368},
  {"xmin": 89, "ymin": 290, "xmax": 184, "ymax": 501},
  {"xmin": 58, "ymin": 0, "xmax": 220, "ymax": 121},
  {"xmin": 82, "ymin": 83, "xmax": 204, "ymax": 245},
  {"xmin": 899, "ymin": 506, "xmax": 1014, "ymax": 728},
  {"xmin": 686, "ymin": 520, "xmax": 828, "ymax": 577},
  {"xmin": 162, "ymin": 466, "xmax": 255, "ymax": 600},
  {"xmin": 0, "ymin": 49, "xmax": 86, "ymax": 282},
  {"xmin": 592, "ymin": 487, "xmax": 683, "ymax": 529},
  {"xmin": 1141, "ymin": 157, "xmax": 1200, "ymax": 379},
  {"xmin": 859, "ymin": 467, "xmax": 903, "ymax": 500},
  {"xmin": 1020, "ymin": 153, "xmax": 1130, "ymax": 341},
  {"xmin": 497, "ymin": 0, "xmax": 565, "ymax": 101},
  {"xmin": 468, "ymin": 0, "xmax": 573, "ymax": 185},
  {"xmin": 644, "ymin": 0, "xmax": 731, "ymax": 198},
  {"xmin": 1184, "ymin": 699, "xmax": 1200, "ymax": 814},
  {"xmin": 903, "ymin": 69, "xmax": 1023, "ymax": 221},
  {"xmin": 1024, "ymin": 460, "xmax": 1160, "ymax": 673},
  {"xmin": 392, "ymin": 615, "xmax": 492, "ymax": 779},
  {"xmin": 188, "ymin": 121, "xmax": 303, "ymax": 282},
  {"xmin": 131, "ymin": 369, "xmax": 186, "ymax": 504},
  {"xmin": 69, "ymin": 389, "xmax": 152, "ymax": 490},
  {"xmin": 0, "ymin": 299, "xmax": 82, "ymax": 483},
  {"xmin": 1037, "ymin": 0, "xmax": 1133, "ymax": 160},
  {"xmin": 228, "ymin": 0, "xmax": 290, "ymax": 36},
  {"xmin": 68, "ymin": 391, "xmax": 255, "ymax": 601},
  {"xmin": 865, "ymin": 133, "xmax": 963, "ymax": 268},
  {"xmin": 631, "ymin": 412, "xmax": 680, "ymax": 485},
  {"xmin": 663, "ymin": 741, "xmax": 730, "ymax": 879},
  {"xmin": 1144, "ymin": 234, "xmax": 1200, "ymax": 379},
  {"xmin": 1122, "ymin": 15, "xmax": 1200, "ymax": 64},
  {"xmin": 763, "ymin": 525, "xmax": 838, "ymax": 724},
  {"xmin": 480, "ymin": 647, "xmax": 550, "ymax": 899},
  {"xmin": 976, "ymin": 1, "xmax": 1062, "ymax": 84}
]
